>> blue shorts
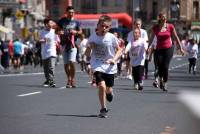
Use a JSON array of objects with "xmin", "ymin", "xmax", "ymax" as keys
[{"xmin": 62, "ymin": 48, "xmax": 77, "ymax": 64}]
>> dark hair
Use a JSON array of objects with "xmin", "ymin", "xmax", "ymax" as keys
[
  {"xmin": 43, "ymin": 18, "xmax": 51, "ymax": 25},
  {"xmin": 66, "ymin": 6, "xmax": 74, "ymax": 11}
]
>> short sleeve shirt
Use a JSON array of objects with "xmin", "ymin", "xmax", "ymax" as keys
[
  {"xmin": 126, "ymin": 38, "xmax": 148, "ymax": 66},
  {"xmin": 87, "ymin": 32, "xmax": 119, "ymax": 74},
  {"xmin": 57, "ymin": 17, "xmax": 80, "ymax": 48},
  {"xmin": 152, "ymin": 23, "xmax": 174, "ymax": 49}
]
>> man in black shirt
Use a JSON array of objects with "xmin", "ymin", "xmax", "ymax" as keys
[{"xmin": 57, "ymin": 6, "xmax": 82, "ymax": 88}]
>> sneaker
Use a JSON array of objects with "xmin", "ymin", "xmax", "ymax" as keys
[
  {"xmin": 71, "ymin": 80, "xmax": 76, "ymax": 88},
  {"xmin": 98, "ymin": 108, "xmax": 108, "ymax": 118},
  {"xmin": 133, "ymin": 83, "xmax": 139, "ymax": 90},
  {"xmin": 106, "ymin": 92, "xmax": 113, "ymax": 102},
  {"xmin": 49, "ymin": 81, "xmax": 56, "ymax": 88},
  {"xmin": 127, "ymin": 75, "xmax": 133, "ymax": 80},
  {"xmin": 162, "ymin": 82, "xmax": 168, "ymax": 92},
  {"xmin": 43, "ymin": 81, "xmax": 49, "ymax": 87},
  {"xmin": 138, "ymin": 82, "xmax": 143, "ymax": 90},
  {"xmin": 153, "ymin": 81, "xmax": 159, "ymax": 88},
  {"xmin": 159, "ymin": 79, "xmax": 164, "ymax": 90},
  {"xmin": 66, "ymin": 80, "xmax": 72, "ymax": 88}
]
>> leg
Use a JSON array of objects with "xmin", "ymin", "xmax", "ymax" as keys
[{"xmin": 48, "ymin": 57, "xmax": 56, "ymax": 87}]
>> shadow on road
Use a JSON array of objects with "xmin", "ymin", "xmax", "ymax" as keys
[{"xmin": 46, "ymin": 113, "xmax": 98, "ymax": 118}]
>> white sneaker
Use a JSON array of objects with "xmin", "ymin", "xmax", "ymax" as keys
[
  {"xmin": 133, "ymin": 83, "xmax": 139, "ymax": 90},
  {"xmin": 127, "ymin": 75, "xmax": 132, "ymax": 80}
]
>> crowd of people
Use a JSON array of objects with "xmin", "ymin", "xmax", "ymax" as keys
[{"xmin": 0, "ymin": 6, "xmax": 199, "ymax": 118}]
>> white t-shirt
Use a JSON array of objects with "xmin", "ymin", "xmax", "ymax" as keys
[
  {"xmin": 40, "ymin": 29, "xmax": 57, "ymax": 60},
  {"xmin": 77, "ymin": 38, "xmax": 88, "ymax": 55},
  {"xmin": 87, "ymin": 32, "xmax": 119, "ymax": 74},
  {"xmin": 149, "ymin": 36, "xmax": 157, "ymax": 49},
  {"xmin": 187, "ymin": 43, "xmax": 198, "ymax": 59},
  {"xmin": 127, "ymin": 28, "xmax": 148, "ymax": 42},
  {"xmin": 126, "ymin": 38, "xmax": 148, "ymax": 67}
]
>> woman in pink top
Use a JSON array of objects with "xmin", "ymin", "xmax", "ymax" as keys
[{"xmin": 149, "ymin": 12, "xmax": 184, "ymax": 92}]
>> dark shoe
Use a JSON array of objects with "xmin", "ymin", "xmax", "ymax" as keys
[
  {"xmin": 159, "ymin": 80, "xmax": 164, "ymax": 90},
  {"xmin": 66, "ymin": 80, "xmax": 72, "ymax": 88},
  {"xmin": 138, "ymin": 82, "xmax": 143, "ymax": 90},
  {"xmin": 49, "ymin": 81, "xmax": 56, "ymax": 88},
  {"xmin": 71, "ymin": 80, "xmax": 76, "ymax": 88},
  {"xmin": 98, "ymin": 108, "xmax": 108, "ymax": 118},
  {"xmin": 153, "ymin": 81, "xmax": 159, "ymax": 88},
  {"xmin": 106, "ymin": 92, "xmax": 113, "ymax": 102},
  {"xmin": 42, "ymin": 81, "xmax": 49, "ymax": 87},
  {"xmin": 162, "ymin": 82, "xmax": 168, "ymax": 92}
]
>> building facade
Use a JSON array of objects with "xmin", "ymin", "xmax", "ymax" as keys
[{"xmin": 46, "ymin": 0, "xmax": 200, "ymax": 42}]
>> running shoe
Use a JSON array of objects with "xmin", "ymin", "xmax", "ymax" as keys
[
  {"xmin": 49, "ymin": 81, "xmax": 56, "ymax": 88},
  {"xmin": 162, "ymin": 82, "xmax": 168, "ymax": 92},
  {"xmin": 138, "ymin": 82, "xmax": 143, "ymax": 90},
  {"xmin": 98, "ymin": 108, "xmax": 108, "ymax": 118},
  {"xmin": 133, "ymin": 83, "xmax": 139, "ymax": 90},
  {"xmin": 127, "ymin": 75, "xmax": 133, "ymax": 80},
  {"xmin": 159, "ymin": 79, "xmax": 164, "ymax": 90},
  {"xmin": 66, "ymin": 80, "xmax": 72, "ymax": 88},
  {"xmin": 42, "ymin": 81, "xmax": 49, "ymax": 87},
  {"xmin": 71, "ymin": 80, "xmax": 76, "ymax": 88},
  {"xmin": 153, "ymin": 81, "xmax": 159, "ymax": 88},
  {"xmin": 106, "ymin": 92, "xmax": 113, "ymax": 102}
]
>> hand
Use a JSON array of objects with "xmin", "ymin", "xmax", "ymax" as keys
[
  {"xmin": 70, "ymin": 30, "xmax": 77, "ymax": 35},
  {"xmin": 180, "ymin": 48, "xmax": 185, "ymax": 56},
  {"xmin": 105, "ymin": 58, "xmax": 115, "ymax": 65},
  {"xmin": 60, "ymin": 30, "xmax": 64, "ymax": 35}
]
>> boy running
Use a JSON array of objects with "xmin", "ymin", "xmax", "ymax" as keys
[{"xmin": 85, "ymin": 15, "xmax": 122, "ymax": 118}]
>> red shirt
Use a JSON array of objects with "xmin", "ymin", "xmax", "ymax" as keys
[{"xmin": 152, "ymin": 23, "xmax": 174, "ymax": 49}]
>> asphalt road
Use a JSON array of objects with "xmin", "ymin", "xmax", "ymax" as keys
[{"xmin": 0, "ymin": 55, "xmax": 199, "ymax": 134}]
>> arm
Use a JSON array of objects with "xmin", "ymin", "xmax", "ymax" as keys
[
  {"xmin": 84, "ymin": 45, "xmax": 92, "ymax": 58},
  {"xmin": 172, "ymin": 27, "xmax": 184, "ymax": 55}
]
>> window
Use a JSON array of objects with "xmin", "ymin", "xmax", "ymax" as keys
[
  {"xmin": 102, "ymin": 0, "xmax": 108, "ymax": 7},
  {"xmin": 52, "ymin": 0, "xmax": 59, "ymax": 5},
  {"xmin": 170, "ymin": 0, "xmax": 180, "ymax": 20},
  {"xmin": 81, "ymin": 0, "xmax": 96, "ymax": 9},
  {"xmin": 193, "ymin": 1, "xmax": 199, "ymax": 19},
  {"xmin": 152, "ymin": 1, "xmax": 158, "ymax": 20},
  {"xmin": 115, "ymin": 0, "xmax": 122, "ymax": 7}
]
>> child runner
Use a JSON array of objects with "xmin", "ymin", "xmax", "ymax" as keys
[
  {"xmin": 85, "ymin": 15, "xmax": 122, "ymax": 118},
  {"xmin": 186, "ymin": 38, "xmax": 198, "ymax": 75},
  {"xmin": 39, "ymin": 18, "xmax": 57, "ymax": 87},
  {"xmin": 125, "ymin": 28, "xmax": 148, "ymax": 90}
]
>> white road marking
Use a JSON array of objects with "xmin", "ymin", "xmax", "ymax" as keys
[
  {"xmin": 17, "ymin": 91, "xmax": 42, "ymax": 97},
  {"xmin": 0, "ymin": 72, "xmax": 43, "ymax": 77}
]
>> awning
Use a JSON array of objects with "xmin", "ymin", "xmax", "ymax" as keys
[
  {"xmin": 0, "ymin": 25, "xmax": 14, "ymax": 34},
  {"xmin": 74, "ymin": 13, "xmax": 132, "ymax": 29},
  {"xmin": 191, "ymin": 21, "xmax": 200, "ymax": 30}
]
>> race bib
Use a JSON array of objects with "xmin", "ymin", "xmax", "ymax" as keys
[{"xmin": 94, "ymin": 44, "xmax": 107, "ymax": 61}]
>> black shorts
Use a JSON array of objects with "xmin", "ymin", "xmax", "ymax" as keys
[
  {"xmin": 94, "ymin": 71, "xmax": 114, "ymax": 87},
  {"xmin": 14, "ymin": 54, "xmax": 21, "ymax": 59}
]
